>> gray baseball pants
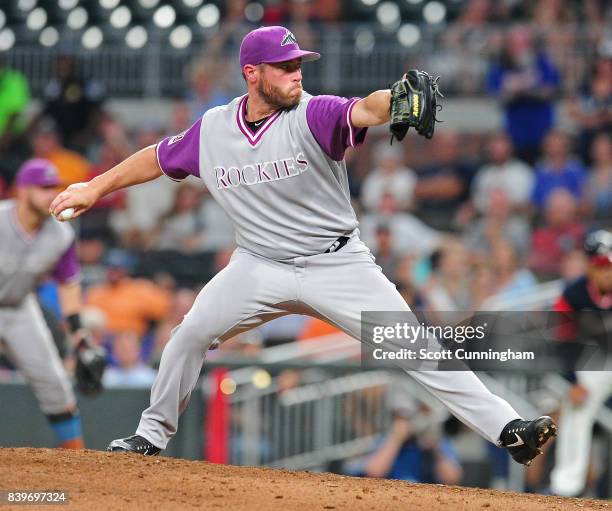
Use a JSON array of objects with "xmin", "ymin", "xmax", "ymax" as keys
[
  {"xmin": 137, "ymin": 237, "xmax": 520, "ymax": 448},
  {"xmin": 0, "ymin": 294, "xmax": 76, "ymax": 414}
]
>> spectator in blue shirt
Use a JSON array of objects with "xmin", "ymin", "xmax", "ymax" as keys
[
  {"xmin": 362, "ymin": 414, "xmax": 462, "ymax": 484},
  {"xmin": 354, "ymin": 384, "xmax": 463, "ymax": 484},
  {"xmin": 531, "ymin": 130, "xmax": 587, "ymax": 212},
  {"xmin": 487, "ymin": 25, "xmax": 560, "ymax": 164},
  {"xmin": 103, "ymin": 331, "xmax": 157, "ymax": 388},
  {"xmin": 186, "ymin": 62, "xmax": 233, "ymax": 122}
]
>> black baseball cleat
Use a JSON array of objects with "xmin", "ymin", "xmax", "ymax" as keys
[
  {"xmin": 107, "ymin": 435, "xmax": 161, "ymax": 456},
  {"xmin": 499, "ymin": 416, "xmax": 557, "ymax": 466}
]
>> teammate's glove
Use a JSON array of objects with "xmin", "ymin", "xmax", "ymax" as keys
[
  {"xmin": 389, "ymin": 69, "xmax": 443, "ymax": 142},
  {"xmin": 74, "ymin": 331, "xmax": 107, "ymax": 397}
]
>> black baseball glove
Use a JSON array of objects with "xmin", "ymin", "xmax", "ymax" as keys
[
  {"xmin": 389, "ymin": 69, "xmax": 443, "ymax": 142},
  {"xmin": 74, "ymin": 333, "xmax": 107, "ymax": 397}
]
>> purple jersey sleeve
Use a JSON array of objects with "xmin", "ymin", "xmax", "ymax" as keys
[
  {"xmin": 306, "ymin": 96, "xmax": 368, "ymax": 161},
  {"xmin": 52, "ymin": 242, "xmax": 81, "ymax": 283},
  {"xmin": 156, "ymin": 118, "xmax": 202, "ymax": 181}
]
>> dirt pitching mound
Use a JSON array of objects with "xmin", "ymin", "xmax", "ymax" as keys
[{"xmin": 1, "ymin": 448, "xmax": 610, "ymax": 510}]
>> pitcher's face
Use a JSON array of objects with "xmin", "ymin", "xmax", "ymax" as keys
[{"xmin": 256, "ymin": 58, "xmax": 303, "ymax": 109}]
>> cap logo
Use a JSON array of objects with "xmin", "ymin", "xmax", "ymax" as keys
[{"xmin": 281, "ymin": 31, "xmax": 297, "ymax": 47}]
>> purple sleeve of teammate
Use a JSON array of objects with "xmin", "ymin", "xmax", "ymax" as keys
[
  {"xmin": 306, "ymin": 96, "xmax": 368, "ymax": 161},
  {"xmin": 156, "ymin": 118, "xmax": 202, "ymax": 181},
  {"xmin": 52, "ymin": 242, "xmax": 81, "ymax": 283}
]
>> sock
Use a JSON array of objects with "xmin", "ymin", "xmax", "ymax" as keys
[{"xmin": 47, "ymin": 410, "xmax": 84, "ymax": 449}]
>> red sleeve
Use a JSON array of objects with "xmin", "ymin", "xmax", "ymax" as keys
[
  {"xmin": 553, "ymin": 295, "xmax": 573, "ymax": 312},
  {"xmin": 553, "ymin": 295, "xmax": 576, "ymax": 341}
]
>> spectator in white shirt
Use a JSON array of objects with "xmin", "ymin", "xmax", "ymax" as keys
[
  {"xmin": 361, "ymin": 141, "xmax": 417, "ymax": 212},
  {"xmin": 360, "ymin": 191, "xmax": 443, "ymax": 258},
  {"xmin": 471, "ymin": 133, "xmax": 534, "ymax": 215}
]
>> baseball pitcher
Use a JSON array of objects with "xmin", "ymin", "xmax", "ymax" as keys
[{"xmin": 50, "ymin": 26, "xmax": 556, "ymax": 464}]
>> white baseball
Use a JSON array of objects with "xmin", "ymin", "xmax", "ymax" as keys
[{"xmin": 57, "ymin": 208, "xmax": 75, "ymax": 221}]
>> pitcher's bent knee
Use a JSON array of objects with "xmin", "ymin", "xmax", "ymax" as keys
[{"xmin": 169, "ymin": 320, "xmax": 219, "ymax": 352}]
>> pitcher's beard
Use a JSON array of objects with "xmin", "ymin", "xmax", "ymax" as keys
[{"xmin": 258, "ymin": 78, "xmax": 302, "ymax": 109}]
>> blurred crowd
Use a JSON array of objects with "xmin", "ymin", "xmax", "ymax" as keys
[{"xmin": 0, "ymin": 0, "xmax": 610, "ymax": 495}]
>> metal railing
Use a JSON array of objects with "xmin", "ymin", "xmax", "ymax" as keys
[
  {"xmin": 226, "ymin": 370, "xmax": 392, "ymax": 469},
  {"xmin": 219, "ymin": 368, "xmax": 457, "ymax": 471}
]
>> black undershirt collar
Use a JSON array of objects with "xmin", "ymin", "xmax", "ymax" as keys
[{"xmin": 246, "ymin": 115, "xmax": 271, "ymax": 133}]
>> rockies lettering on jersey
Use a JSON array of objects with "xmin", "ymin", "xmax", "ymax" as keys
[
  {"xmin": 156, "ymin": 92, "xmax": 367, "ymax": 260},
  {"xmin": 215, "ymin": 153, "xmax": 309, "ymax": 189}
]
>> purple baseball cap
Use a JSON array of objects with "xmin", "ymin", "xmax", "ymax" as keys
[
  {"xmin": 239, "ymin": 26, "xmax": 320, "ymax": 68},
  {"xmin": 15, "ymin": 159, "xmax": 61, "ymax": 188}
]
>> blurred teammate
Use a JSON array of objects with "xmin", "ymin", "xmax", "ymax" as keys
[
  {"xmin": 550, "ymin": 230, "xmax": 612, "ymax": 496},
  {"xmin": 0, "ymin": 159, "xmax": 104, "ymax": 448},
  {"xmin": 51, "ymin": 26, "xmax": 555, "ymax": 464}
]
